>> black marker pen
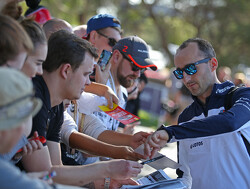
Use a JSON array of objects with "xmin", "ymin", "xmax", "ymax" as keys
[{"xmin": 140, "ymin": 155, "xmax": 165, "ymax": 165}]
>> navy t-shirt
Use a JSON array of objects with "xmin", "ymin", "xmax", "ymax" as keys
[{"xmin": 30, "ymin": 75, "xmax": 64, "ymax": 143}]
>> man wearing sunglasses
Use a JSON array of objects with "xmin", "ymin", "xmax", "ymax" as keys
[
  {"xmin": 90, "ymin": 35, "xmax": 157, "ymax": 133},
  {"xmin": 145, "ymin": 38, "xmax": 250, "ymax": 189},
  {"xmin": 83, "ymin": 14, "xmax": 121, "ymax": 58},
  {"xmin": 82, "ymin": 14, "xmax": 123, "ymax": 85}
]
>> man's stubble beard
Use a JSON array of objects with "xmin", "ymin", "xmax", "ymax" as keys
[{"xmin": 117, "ymin": 69, "xmax": 135, "ymax": 88}]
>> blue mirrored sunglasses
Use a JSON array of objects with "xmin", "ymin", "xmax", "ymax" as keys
[{"xmin": 173, "ymin": 58, "xmax": 211, "ymax": 79}]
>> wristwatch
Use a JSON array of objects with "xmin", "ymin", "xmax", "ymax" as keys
[{"xmin": 104, "ymin": 177, "xmax": 110, "ymax": 189}]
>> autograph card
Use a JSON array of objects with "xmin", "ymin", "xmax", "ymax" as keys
[
  {"xmin": 134, "ymin": 144, "xmax": 181, "ymax": 170},
  {"xmin": 99, "ymin": 103, "xmax": 140, "ymax": 125}
]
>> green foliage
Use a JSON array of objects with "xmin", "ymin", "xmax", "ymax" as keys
[
  {"xmin": 164, "ymin": 17, "xmax": 197, "ymax": 45},
  {"xmin": 20, "ymin": 0, "xmax": 250, "ymax": 68},
  {"xmin": 138, "ymin": 110, "xmax": 158, "ymax": 129}
]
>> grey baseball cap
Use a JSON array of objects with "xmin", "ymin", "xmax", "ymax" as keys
[
  {"xmin": 0, "ymin": 68, "xmax": 42, "ymax": 130},
  {"xmin": 112, "ymin": 36, "xmax": 157, "ymax": 71}
]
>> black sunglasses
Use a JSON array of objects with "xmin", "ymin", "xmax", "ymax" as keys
[
  {"xmin": 96, "ymin": 31, "xmax": 117, "ymax": 47},
  {"xmin": 119, "ymin": 51, "xmax": 146, "ymax": 73},
  {"xmin": 173, "ymin": 58, "xmax": 211, "ymax": 79}
]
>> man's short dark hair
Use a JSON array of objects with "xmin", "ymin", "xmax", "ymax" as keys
[
  {"xmin": 43, "ymin": 30, "xmax": 98, "ymax": 72},
  {"xmin": 178, "ymin": 38, "xmax": 216, "ymax": 58}
]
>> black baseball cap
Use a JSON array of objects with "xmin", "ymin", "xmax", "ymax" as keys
[{"xmin": 112, "ymin": 36, "xmax": 157, "ymax": 71}]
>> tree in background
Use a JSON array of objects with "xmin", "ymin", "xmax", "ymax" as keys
[{"xmin": 20, "ymin": 0, "xmax": 250, "ymax": 70}]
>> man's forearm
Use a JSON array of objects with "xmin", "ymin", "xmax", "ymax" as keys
[
  {"xmin": 22, "ymin": 143, "xmax": 110, "ymax": 186},
  {"xmin": 98, "ymin": 130, "xmax": 132, "ymax": 146},
  {"xmin": 84, "ymin": 82, "xmax": 108, "ymax": 96},
  {"xmin": 22, "ymin": 144, "xmax": 141, "ymax": 186},
  {"xmin": 69, "ymin": 132, "xmax": 126, "ymax": 158},
  {"xmin": 51, "ymin": 162, "xmax": 109, "ymax": 186},
  {"xmin": 21, "ymin": 146, "xmax": 52, "ymax": 172}
]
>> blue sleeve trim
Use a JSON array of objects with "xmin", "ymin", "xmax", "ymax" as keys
[{"xmin": 165, "ymin": 87, "xmax": 250, "ymax": 140}]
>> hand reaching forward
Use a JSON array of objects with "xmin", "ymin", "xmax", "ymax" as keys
[
  {"xmin": 106, "ymin": 159, "xmax": 143, "ymax": 180},
  {"xmin": 144, "ymin": 130, "xmax": 169, "ymax": 158},
  {"xmin": 129, "ymin": 131, "xmax": 151, "ymax": 149},
  {"xmin": 113, "ymin": 145, "xmax": 148, "ymax": 161}
]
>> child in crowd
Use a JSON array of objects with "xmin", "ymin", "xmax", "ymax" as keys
[{"xmin": 20, "ymin": 18, "xmax": 47, "ymax": 78}]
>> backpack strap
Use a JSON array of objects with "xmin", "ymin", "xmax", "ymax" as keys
[{"xmin": 78, "ymin": 113, "xmax": 86, "ymax": 133}]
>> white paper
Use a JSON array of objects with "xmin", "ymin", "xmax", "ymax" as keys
[
  {"xmin": 121, "ymin": 170, "xmax": 186, "ymax": 189},
  {"xmin": 78, "ymin": 92, "xmax": 107, "ymax": 115},
  {"xmin": 134, "ymin": 144, "xmax": 181, "ymax": 170},
  {"xmin": 137, "ymin": 169, "xmax": 171, "ymax": 185}
]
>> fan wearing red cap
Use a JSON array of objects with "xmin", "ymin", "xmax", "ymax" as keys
[{"xmin": 24, "ymin": 0, "xmax": 51, "ymax": 25}]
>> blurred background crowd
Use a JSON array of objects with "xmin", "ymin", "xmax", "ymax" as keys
[{"xmin": 4, "ymin": 0, "xmax": 250, "ymax": 129}]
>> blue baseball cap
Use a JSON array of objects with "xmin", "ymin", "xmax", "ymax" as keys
[{"xmin": 86, "ymin": 14, "xmax": 121, "ymax": 35}]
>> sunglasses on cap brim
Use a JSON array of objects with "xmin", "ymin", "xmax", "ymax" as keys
[{"xmin": 173, "ymin": 58, "xmax": 211, "ymax": 79}]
